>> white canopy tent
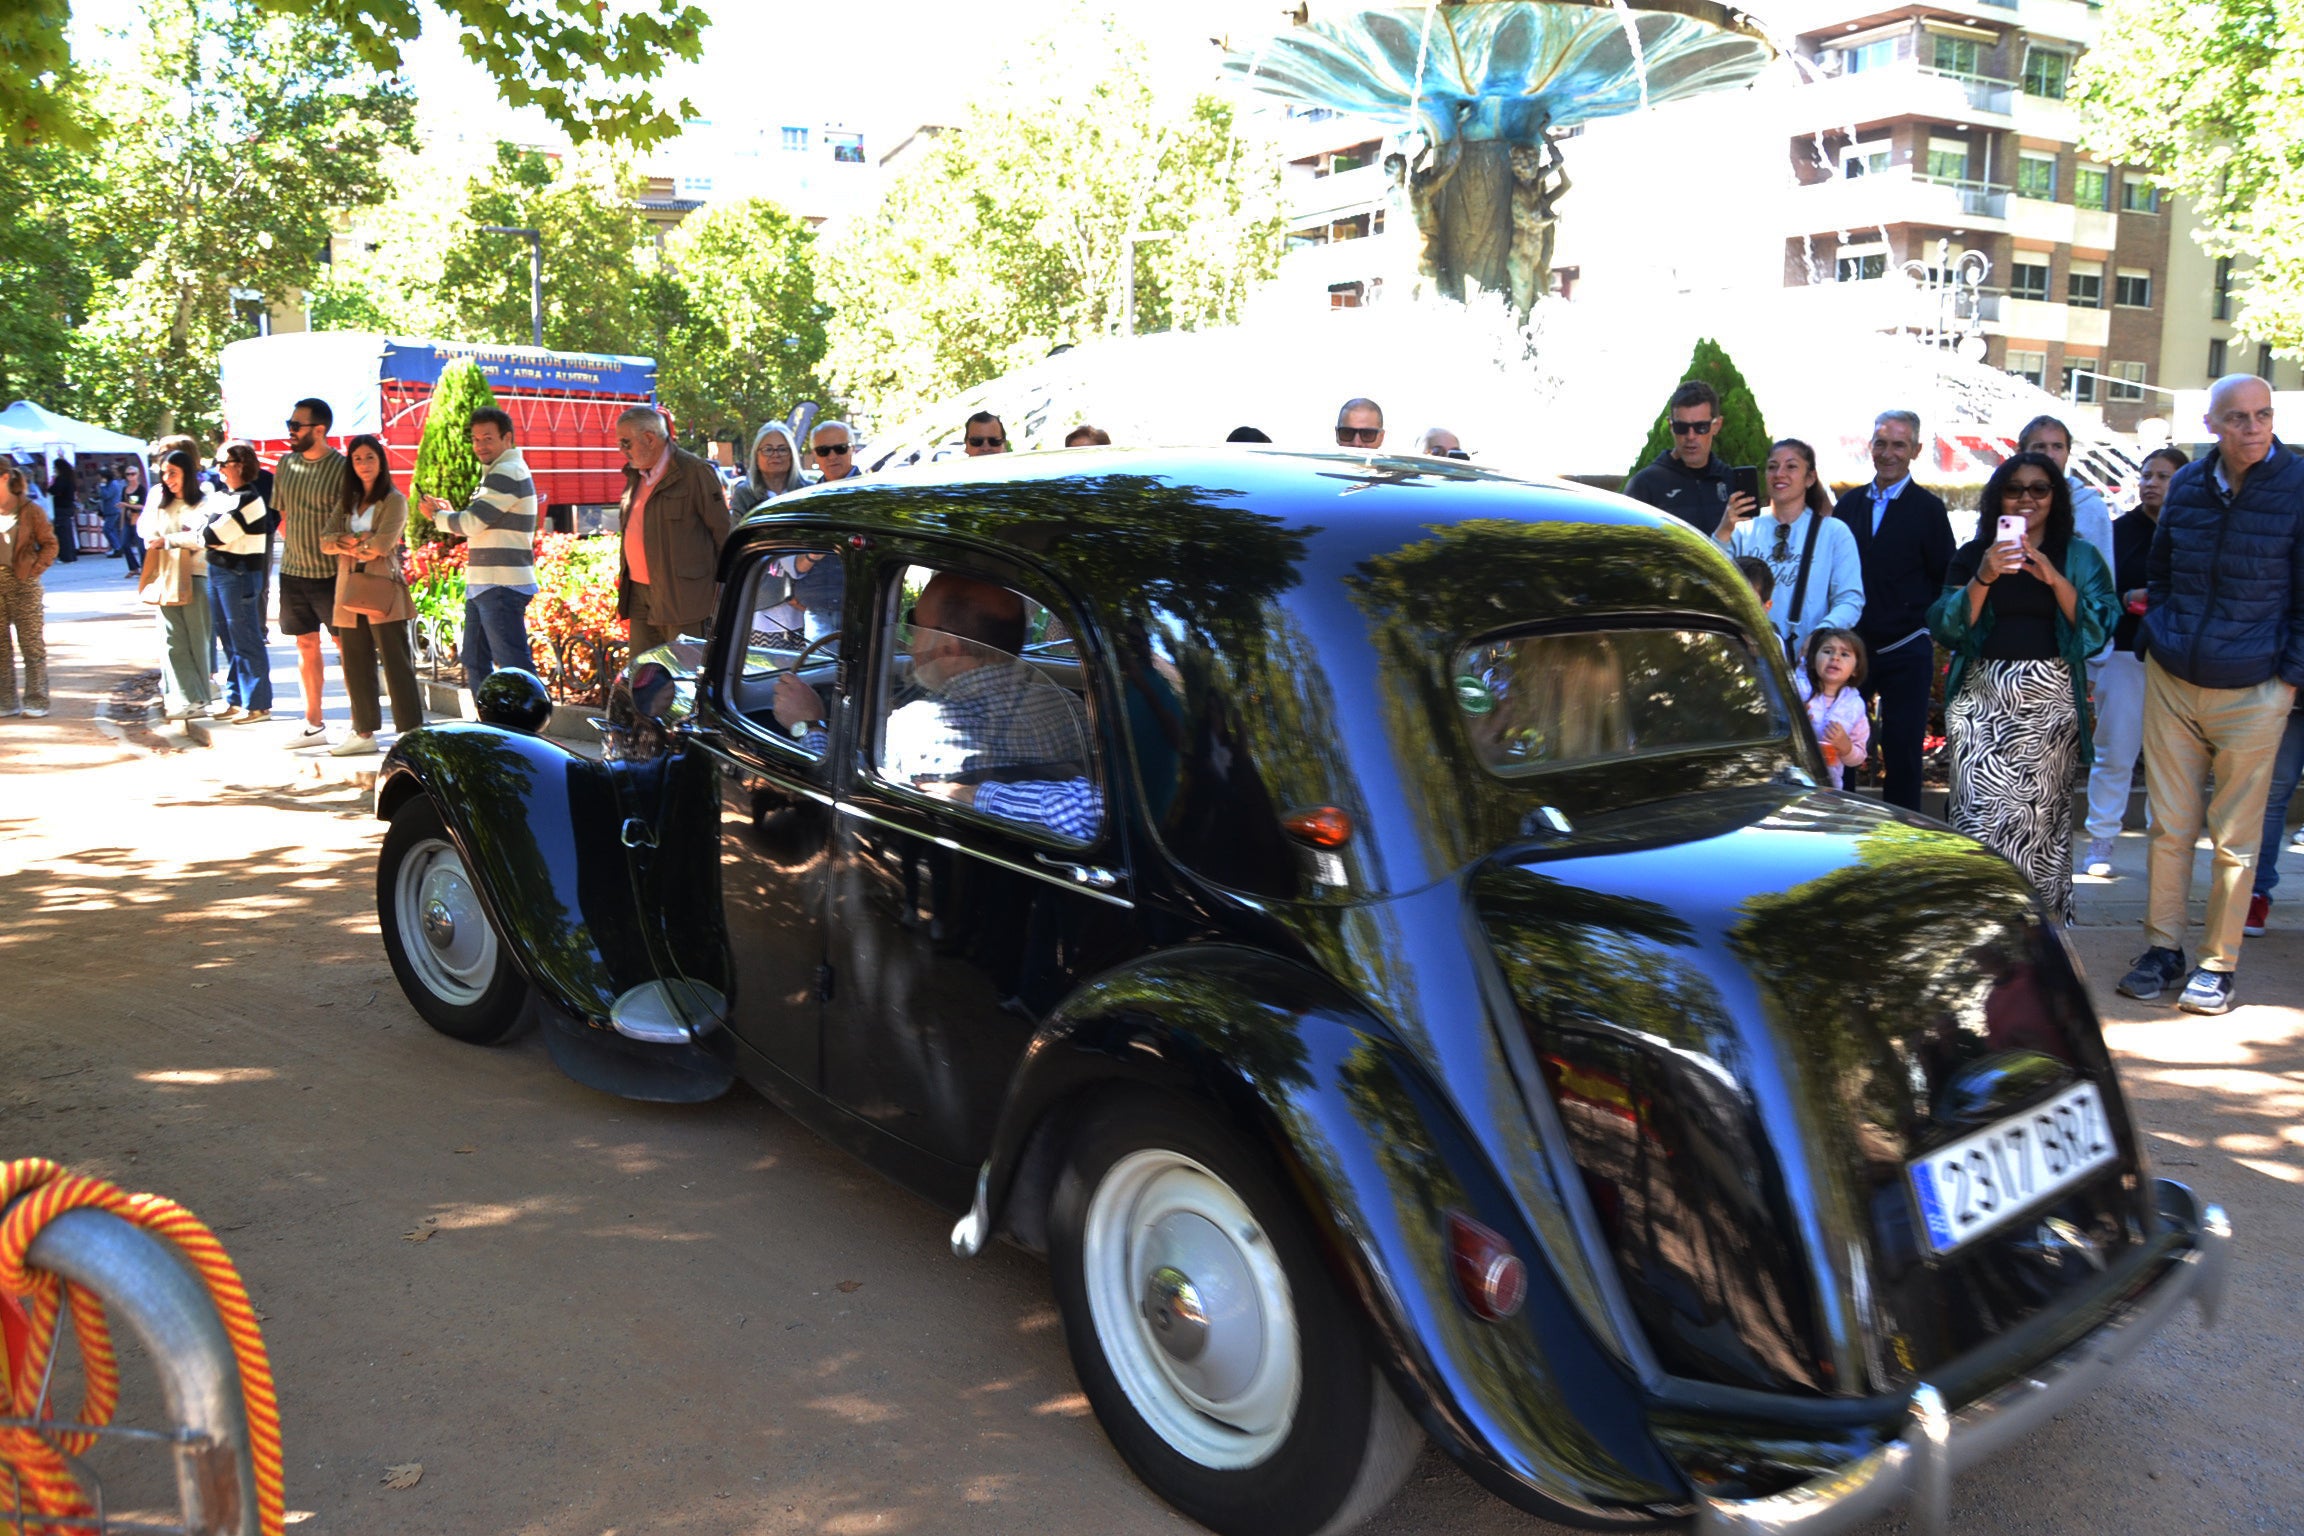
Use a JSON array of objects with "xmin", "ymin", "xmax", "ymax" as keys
[{"xmin": 0, "ymin": 400, "xmax": 149, "ymax": 457}]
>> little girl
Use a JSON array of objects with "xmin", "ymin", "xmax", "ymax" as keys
[{"xmin": 1796, "ymin": 627, "xmax": 1871, "ymax": 789}]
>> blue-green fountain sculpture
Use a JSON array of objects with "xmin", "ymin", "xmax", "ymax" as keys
[{"xmin": 1224, "ymin": 1, "xmax": 1772, "ymax": 319}]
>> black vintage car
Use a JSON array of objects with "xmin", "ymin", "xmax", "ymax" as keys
[{"xmin": 373, "ymin": 449, "xmax": 2227, "ymax": 1536}]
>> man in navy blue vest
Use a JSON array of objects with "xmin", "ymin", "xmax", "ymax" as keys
[
  {"xmin": 2116, "ymin": 375, "xmax": 2304, "ymax": 1015},
  {"xmin": 1835, "ymin": 409, "xmax": 1953, "ymax": 811}
]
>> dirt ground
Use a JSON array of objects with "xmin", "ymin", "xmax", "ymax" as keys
[{"xmin": 4, "ymin": 564, "xmax": 2301, "ymax": 1535}]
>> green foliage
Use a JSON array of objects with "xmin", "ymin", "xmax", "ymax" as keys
[
  {"xmin": 9, "ymin": 0, "xmax": 702, "ymax": 152},
  {"xmin": 65, "ymin": 0, "xmax": 412, "ymax": 438},
  {"xmin": 410, "ymin": 359, "xmax": 498, "ymax": 541},
  {"xmin": 2076, "ymin": 0, "xmax": 2304, "ymax": 352},
  {"xmin": 0, "ymin": 139, "xmax": 99, "ymax": 406},
  {"xmin": 1625, "ymin": 339, "xmax": 1773, "ymax": 480},
  {"xmin": 652, "ymin": 200, "xmax": 834, "ymax": 444},
  {"xmin": 435, "ymin": 145, "xmax": 657, "ymax": 357},
  {"xmin": 823, "ymin": 3, "xmax": 1285, "ymax": 423}
]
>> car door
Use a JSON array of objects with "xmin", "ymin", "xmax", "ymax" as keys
[
  {"xmin": 681, "ymin": 542, "xmax": 851, "ymax": 1089},
  {"xmin": 822, "ymin": 549, "xmax": 1142, "ymax": 1170}
]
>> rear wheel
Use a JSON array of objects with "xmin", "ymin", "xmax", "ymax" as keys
[
  {"xmin": 1049, "ymin": 1095, "xmax": 1421, "ymax": 1536},
  {"xmin": 378, "ymin": 796, "xmax": 528, "ymax": 1044}
]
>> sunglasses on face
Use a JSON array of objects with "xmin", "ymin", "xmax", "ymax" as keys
[
  {"xmin": 966, "ymin": 435, "xmax": 1004, "ymax": 448},
  {"xmin": 1441, "ymin": 448, "xmax": 1471, "ymax": 460},
  {"xmin": 762, "ymin": 442, "xmax": 791, "ymax": 454},
  {"xmin": 286, "ymin": 418, "xmax": 317, "ymax": 431},
  {"xmin": 813, "ymin": 442, "xmax": 851, "ymax": 456},
  {"xmin": 1336, "ymin": 426, "xmax": 1382, "ymax": 445},
  {"xmin": 2006, "ymin": 481, "xmax": 2055, "ymax": 501},
  {"xmin": 1670, "ymin": 419, "xmax": 1718, "ymax": 435}
]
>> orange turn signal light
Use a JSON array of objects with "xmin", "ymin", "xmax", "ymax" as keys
[{"xmin": 1281, "ymin": 805, "xmax": 1353, "ymax": 849}]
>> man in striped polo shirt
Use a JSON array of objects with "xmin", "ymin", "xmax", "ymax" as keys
[
  {"xmin": 422, "ymin": 408, "xmax": 537, "ymax": 683},
  {"xmin": 273, "ymin": 398, "xmax": 351, "ymax": 746}
]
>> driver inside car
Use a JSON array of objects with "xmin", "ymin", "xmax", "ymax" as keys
[{"xmin": 772, "ymin": 573, "xmax": 1102, "ymax": 841}]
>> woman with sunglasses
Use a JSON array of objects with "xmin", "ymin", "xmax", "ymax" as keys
[
  {"xmin": 729, "ymin": 421, "xmax": 810, "ymax": 515},
  {"xmin": 1928, "ymin": 450, "xmax": 2118, "ymax": 921}
]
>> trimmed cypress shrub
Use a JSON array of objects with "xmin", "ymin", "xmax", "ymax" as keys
[
  {"xmin": 1625, "ymin": 338, "xmax": 1773, "ymax": 481},
  {"xmin": 410, "ymin": 360, "xmax": 501, "ymax": 545}
]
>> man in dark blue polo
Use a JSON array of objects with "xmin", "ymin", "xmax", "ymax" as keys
[{"xmin": 1835, "ymin": 408, "xmax": 1953, "ymax": 811}]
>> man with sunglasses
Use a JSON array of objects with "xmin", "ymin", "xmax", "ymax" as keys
[
  {"xmin": 615, "ymin": 405, "xmax": 733, "ymax": 654},
  {"xmin": 1334, "ymin": 398, "xmax": 1386, "ymax": 452},
  {"xmin": 2117, "ymin": 374, "xmax": 2304, "ymax": 1015},
  {"xmin": 1418, "ymin": 426, "xmax": 1471, "ymax": 461},
  {"xmin": 1626, "ymin": 380, "xmax": 1751, "ymax": 533},
  {"xmin": 272, "ymin": 398, "xmax": 350, "ymax": 746},
  {"xmin": 810, "ymin": 421, "xmax": 863, "ymax": 483},
  {"xmin": 962, "ymin": 412, "xmax": 1008, "ymax": 457}
]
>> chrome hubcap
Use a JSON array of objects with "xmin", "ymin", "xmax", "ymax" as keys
[
  {"xmin": 1081, "ymin": 1149, "xmax": 1300, "ymax": 1470},
  {"xmin": 1142, "ymin": 1265, "xmax": 1209, "ymax": 1362},
  {"xmin": 396, "ymin": 837, "xmax": 498, "ymax": 1005}
]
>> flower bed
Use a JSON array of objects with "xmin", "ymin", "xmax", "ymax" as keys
[{"xmin": 404, "ymin": 533, "xmax": 630, "ymax": 706}]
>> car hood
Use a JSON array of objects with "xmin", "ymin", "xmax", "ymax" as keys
[{"xmin": 1469, "ymin": 785, "xmax": 2152, "ymax": 1400}]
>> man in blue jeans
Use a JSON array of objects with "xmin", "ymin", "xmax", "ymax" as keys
[
  {"xmin": 422, "ymin": 408, "xmax": 538, "ymax": 684},
  {"xmin": 2245, "ymin": 704, "xmax": 2304, "ymax": 934}
]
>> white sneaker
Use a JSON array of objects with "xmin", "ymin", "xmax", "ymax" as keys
[
  {"xmin": 285, "ymin": 721, "xmax": 327, "ymax": 748},
  {"xmin": 21, "ymin": 706, "xmax": 47, "ymax": 719},
  {"xmin": 329, "ymin": 732, "xmax": 378, "ymax": 757},
  {"xmin": 2083, "ymin": 838, "xmax": 2115, "ymax": 879},
  {"xmin": 0, "ymin": 706, "xmax": 20, "ymax": 718}
]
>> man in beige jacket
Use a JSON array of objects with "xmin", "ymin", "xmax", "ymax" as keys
[{"xmin": 615, "ymin": 406, "xmax": 733, "ymax": 652}]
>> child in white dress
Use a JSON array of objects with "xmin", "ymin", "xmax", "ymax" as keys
[{"xmin": 1796, "ymin": 627, "xmax": 1871, "ymax": 789}]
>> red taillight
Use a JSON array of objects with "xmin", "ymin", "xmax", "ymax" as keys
[
  {"xmin": 1281, "ymin": 805, "xmax": 1353, "ymax": 848},
  {"xmin": 1445, "ymin": 1210, "xmax": 1527, "ymax": 1322}
]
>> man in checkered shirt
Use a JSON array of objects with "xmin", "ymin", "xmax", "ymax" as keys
[{"xmin": 774, "ymin": 573, "xmax": 1100, "ymax": 840}]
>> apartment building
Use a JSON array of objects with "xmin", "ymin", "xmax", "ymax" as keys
[
  {"xmin": 1768, "ymin": 0, "xmax": 2193, "ymax": 431},
  {"xmin": 1269, "ymin": 106, "xmax": 1401, "ymax": 309},
  {"xmin": 644, "ymin": 116, "xmax": 878, "ymax": 230}
]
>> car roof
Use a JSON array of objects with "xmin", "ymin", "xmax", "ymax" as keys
[{"xmin": 738, "ymin": 445, "xmax": 1730, "ymax": 616}]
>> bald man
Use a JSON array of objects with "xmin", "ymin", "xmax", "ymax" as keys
[
  {"xmin": 773, "ymin": 573, "xmax": 1100, "ymax": 839},
  {"xmin": 2116, "ymin": 374, "xmax": 2304, "ymax": 1014}
]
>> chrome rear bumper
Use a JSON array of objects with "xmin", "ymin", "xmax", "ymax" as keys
[{"xmin": 1695, "ymin": 1179, "xmax": 2230, "ymax": 1536}]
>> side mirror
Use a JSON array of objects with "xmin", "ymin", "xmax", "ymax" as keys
[
  {"xmin": 473, "ymin": 667, "xmax": 553, "ymax": 733},
  {"xmin": 601, "ymin": 660, "xmax": 676, "ymax": 762}
]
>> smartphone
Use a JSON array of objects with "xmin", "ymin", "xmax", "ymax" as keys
[
  {"xmin": 1732, "ymin": 465, "xmax": 1760, "ymax": 508},
  {"xmin": 1996, "ymin": 514, "xmax": 2027, "ymax": 564}
]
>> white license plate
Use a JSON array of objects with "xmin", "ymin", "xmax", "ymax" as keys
[{"xmin": 1907, "ymin": 1081, "xmax": 2117, "ymax": 1256}]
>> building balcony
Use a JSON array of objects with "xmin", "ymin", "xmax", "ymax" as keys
[
  {"xmin": 1285, "ymin": 162, "xmax": 1389, "ymax": 224},
  {"xmin": 1786, "ymin": 166, "xmax": 2009, "ymax": 236},
  {"xmin": 2007, "ymin": 193, "xmax": 2076, "ymax": 243},
  {"xmin": 1784, "ymin": 60, "xmax": 2013, "ymax": 132},
  {"xmin": 1773, "ymin": 0, "xmax": 2093, "ymax": 45},
  {"xmin": 2008, "ymin": 90, "xmax": 2079, "ymax": 141},
  {"xmin": 2001, "ymin": 296, "xmax": 2110, "ymax": 348},
  {"xmin": 2073, "ymin": 206, "xmax": 2118, "ymax": 250},
  {"xmin": 1784, "ymin": 276, "xmax": 2004, "ymax": 335}
]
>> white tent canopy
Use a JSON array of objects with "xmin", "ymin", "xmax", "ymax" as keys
[{"xmin": 0, "ymin": 400, "xmax": 149, "ymax": 456}]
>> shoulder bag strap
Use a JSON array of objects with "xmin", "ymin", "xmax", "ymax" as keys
[{"xmin": 1786, "ymin": 510, "xmax": 1828, "ymax": 626}]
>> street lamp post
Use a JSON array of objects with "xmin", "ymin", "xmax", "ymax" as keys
[{"xmin": 481, "ymin": 225, "xmax": 544, "ymax": 348}]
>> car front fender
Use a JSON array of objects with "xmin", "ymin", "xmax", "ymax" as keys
[
  {"xmin": 963, "ymin": 943, "xmax": 1688, "ymax": 1527},
  {"xmin": 376, "ymin": 724, "xmax": 656, "ymax": 1026}
]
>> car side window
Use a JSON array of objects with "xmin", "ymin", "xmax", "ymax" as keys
[
  {"xmin": 724, "ymin": 548, "xmax": 845, "ymax": 760},
  {"xmin": 868, "ymin": 562, "xmax": 1103, "ymax": 845}
]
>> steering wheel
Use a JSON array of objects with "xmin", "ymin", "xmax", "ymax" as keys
[{"xmin": 781, "ymin": 629, "xmax": 841, "ymax": 740}]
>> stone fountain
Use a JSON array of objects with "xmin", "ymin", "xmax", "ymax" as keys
[{"xmin": 1221, "ymin": 1, "xmax": 1773, "ymax": 319}]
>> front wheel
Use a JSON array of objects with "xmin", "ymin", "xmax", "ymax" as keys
[
  {"xmin": 377, "ymin": 796, "xmax": 529, "ymax": 1044},
  {"xmin": 1049, "ymin": 1095, "xmax": 1421, "ymax": 1536}
]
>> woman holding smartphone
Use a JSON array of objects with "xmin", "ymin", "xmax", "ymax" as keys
[
  {"xmin": 1713, "ymin": 438, "xmax": 1864, "ymax": 663},
  {"xmin": 1928, "ymin": 451, "xmax": 2118, "ymax": 920}
]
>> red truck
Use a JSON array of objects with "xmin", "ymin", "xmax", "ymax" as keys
[{"xmin": 219, "ymin": 332, "xmax": 658, "ymax": 528}]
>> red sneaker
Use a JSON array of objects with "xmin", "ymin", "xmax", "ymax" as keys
[{"xmin": 2244, "ymin": 892, "xmax": 2271, "ymax": 937}]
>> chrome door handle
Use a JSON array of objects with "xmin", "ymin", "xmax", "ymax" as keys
[
  {"xmin": 620, "ymin": 817, "xmax": 657, "ymax": 849},
  {"xmin": 1033, "ymin": 853, "xmax": 1120, "ymax": 890}
]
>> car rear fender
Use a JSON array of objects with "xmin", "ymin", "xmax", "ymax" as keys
[
  {"xmin": 964, "ymin": 943, "xmax": 1688, "ymax": 1526},
  {"xmin": 376, "ymin": 724, "xmax": 659, "ymax": 1027}
]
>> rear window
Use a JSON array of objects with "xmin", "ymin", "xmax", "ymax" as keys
[{"xmin": 1453, "ymin": 627, "xmax": 1786, "ymax": 777}]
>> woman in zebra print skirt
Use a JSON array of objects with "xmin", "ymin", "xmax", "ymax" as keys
[{"xmin": 1928, "ymin": 452, "xmax": 2119, "ymax": 921}]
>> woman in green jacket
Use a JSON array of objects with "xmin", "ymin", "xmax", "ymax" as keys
[{"xmin": 1928, "ymin": 450, "xmax": 2119, "ymax": 922}]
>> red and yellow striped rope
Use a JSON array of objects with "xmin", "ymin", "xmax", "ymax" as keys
[{"xmin": 0, "ymin": 1159, "xmax": 283, "ymax": 1536}]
